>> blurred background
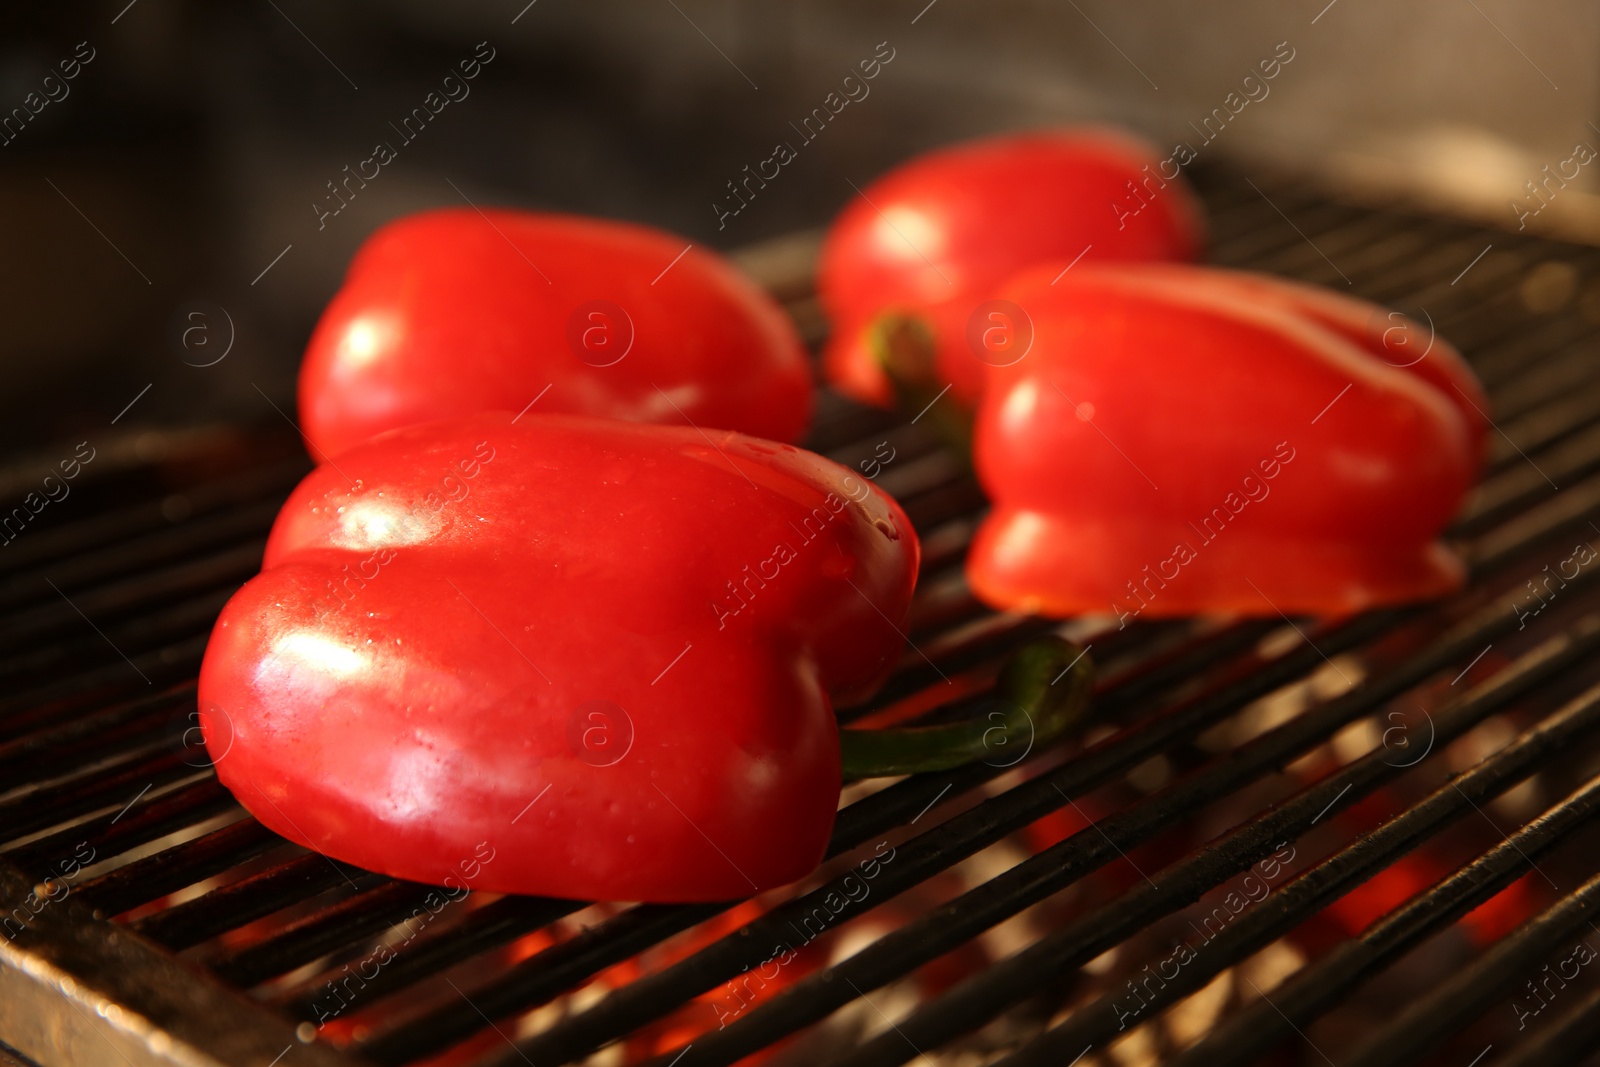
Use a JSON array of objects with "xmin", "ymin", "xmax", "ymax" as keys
[{"xmin": 0, "ymin": 0, "xmax": 1596, "ymax": 450}]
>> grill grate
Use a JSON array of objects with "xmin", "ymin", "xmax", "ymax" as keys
[{"xmin": 6, "ymin": 168, "xmax": 1600, "ymax": 1067}]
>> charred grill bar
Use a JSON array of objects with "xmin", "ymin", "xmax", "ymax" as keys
[{"xmin": 5, "ymin": 168, "xmax": 1600, "ymax": 1066}]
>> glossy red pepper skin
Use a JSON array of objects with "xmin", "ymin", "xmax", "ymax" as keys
[
  {"xmin": 817, "ymin": 129, "xmax": 1204, "ymax": 408},
  {"xmin": 968, "ymin": 263, "xmax": 1482, "ymax": 620},
  {"xmin": 197, "ymin": 414, "xmax": 917, "ymax": 902},
  {"xmin": 1129, "ymin": 264, "xmax": 1490, "ymax": 458},
  {"xmin": 299, "ymin": 210, "xmax": 814, "ymax": 458}
]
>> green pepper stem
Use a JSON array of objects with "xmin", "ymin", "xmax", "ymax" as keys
[
  {"xmin": 838, "ymin": 636, "xmax": 1094, "ymax": 781},
  {"xmin": 866, "ymin": 313, "xmax": 975, "ymax": 462}
]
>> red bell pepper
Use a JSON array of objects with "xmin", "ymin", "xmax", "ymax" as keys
[
  {"xmin": 967, "ymin": 263, "xmax": 1484, "ymax": 620},
  {"xmin": 197, "ymin": 414, "xmax": 1092, "ymax": 901},
  {"xmin": 817, "ymin": 128, "xmax": 1204, "ymax": 410},
  {"xmin": 298, "ymin": 209, "xmax": 814, "ymax": 458}
]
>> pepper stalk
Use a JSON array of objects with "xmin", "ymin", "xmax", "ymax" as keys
[{"xmin": 839, "ymin": 636, "xmax": 1094, "ymax": 780}]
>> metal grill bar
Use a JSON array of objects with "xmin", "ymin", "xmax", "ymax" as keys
[
  {"xmin": 1171, "ymin": 746, "xmax": 1600, "ymax": 1066},
  {"xmin": 632, "ymin": 600, "xmax": 1600, "ymax": 1067},
  {"xmin": 1497, "ymin": 980, "xmax": 1600, "ymax": 1066},
  {"xmin": 0, "ymin": 860, "xmax": 353, "ymax": 1067},
  {"xmin": 0, "ymin": 455, "xmax": 304, "ymax": 580},
  {"xmin": 76, "ymin": 818, "xmax": 281, "ymax": 920},
  {"xmin": 0, "ymin": 634, "xmax": 210, "ymax": 720},
  {"xmin": 0, "ymin": 590, "xmax": 236, "ymax": 691},
  {"xmin": 1345, "ymin": 869, "xmax": 1600, "ymax": 1067},
  {"xmin": 6, "ymin": 784, "xmax": 236, "ymax": 884},
  {"xmin": 272, "ymin": 896, "xmax": 586, "ymax": 1022},
  {"xmin": 130, "ymin": 852, "xmax": 366, "ymax": 951},
  {"xmin": 1000, "ymin": 661, "xmax": 1600, "ymax": 1066},
  {"xmin": 0, "ymin": 499, "xmax": 282, "ymax": 615},
  {"xmin": 0, "ymin": 751, "xmax": 203, "ymax": 848},
  {"xmin": 209, "ymin": 882, "xmax": 448, "ymax": 990},
  {"xmin": 358, "ymin": 903, "xmax": 729, "ymax": 1064},
  {"xmin": 0, "ymin": 541, "xmax": 265, "ymax": 649},
  {"xmin": 0, "ymin": 685, "xmax": 192, "ymax": 775}
]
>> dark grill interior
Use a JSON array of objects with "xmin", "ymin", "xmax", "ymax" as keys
[{"xmin": 7, "ymin": 168, "xmax": 1600, "ymax": 1067}]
